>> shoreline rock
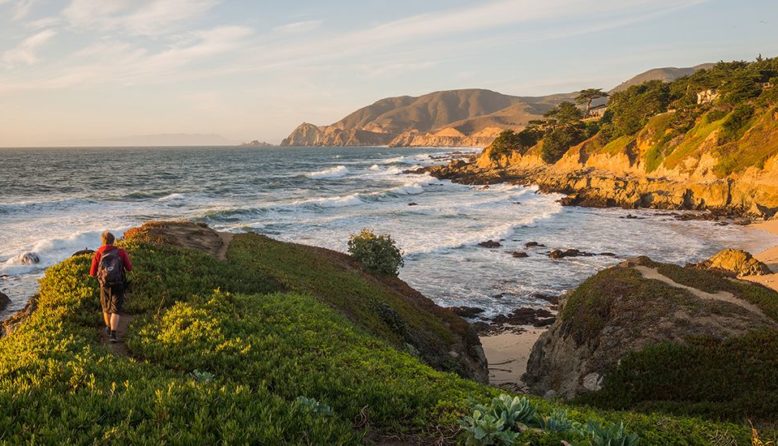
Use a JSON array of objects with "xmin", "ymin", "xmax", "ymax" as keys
[
  {"xmin": 0, "ymin": 292, "xmax": 9, "ymax": 312},
  {"xmin": 695, "ymin": 248, "xmax": 771, "ymax": 276}
]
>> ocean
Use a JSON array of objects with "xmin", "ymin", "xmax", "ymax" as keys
[{"xmin": 1, "ymin": 146, "xmax": 774, "ymax": 319}]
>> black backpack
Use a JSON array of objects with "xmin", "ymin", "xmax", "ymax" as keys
[{"xmin": 98, "ymin": 248, "xmax": 125, "ymax": 287}]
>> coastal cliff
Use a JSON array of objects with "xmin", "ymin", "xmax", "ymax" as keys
[
  {"xmin": 524, "ymin": 254, "xmax": 778, "ymax": 423},
  {"xmin": 428, "ymin": 59, "xmax": 778, "ymax": 217}
]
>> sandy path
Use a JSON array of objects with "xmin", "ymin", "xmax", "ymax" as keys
[
  {"xmin": 217, "ymin": 232, "xmax": 233, "ymax": 261},
  {"xmin": 480, "ymin": 328, "xmax": 545, "ymax": 388},
  {"xmin": 745, "ymin": 220, "xmax": 778, "ymax": 291},
  {"xmin": 634, "ymin": 265, "xmax": 767, "ymax": 318}
]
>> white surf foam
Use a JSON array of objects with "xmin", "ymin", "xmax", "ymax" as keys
[{"xmin": 306, "ymin": 165, "xmax": 349, "ymax": 179}]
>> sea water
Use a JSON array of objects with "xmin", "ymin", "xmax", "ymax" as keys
[{"xmin": 1, "ymin": 146, "xmax": 774, "ymax": 319}]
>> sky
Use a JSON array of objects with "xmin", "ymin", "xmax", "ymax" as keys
[{"xmin": 0, "ymin": 0, "xmax": 777, "ymax": 146}]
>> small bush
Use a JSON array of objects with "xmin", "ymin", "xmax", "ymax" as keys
[{"xmin": 347, "ymin": 229, "xmax": 404, "ymax": 276}]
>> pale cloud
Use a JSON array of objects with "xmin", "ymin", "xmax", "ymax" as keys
[
  {"xmin": 12, "ymin": 0, "xmax": 37, "ymax": 21},
  {"xmin": 2, "ymin": 29, "xmax": 56, "ymax": 65},
  {"xmin": 63, "ymin": 0, "xmax": 220, "ymax": 36},
  {"xmin": 273, "ymin": 20, "xmax": 322, "ymax": 34},
  {"xmin": 26, "ymin": 16, "xmax": 61, "ymax": 29}
]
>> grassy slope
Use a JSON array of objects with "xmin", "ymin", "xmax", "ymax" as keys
[
  {"xmin": 579, "ymin": 106, "xmax": 778, "ymax": 177},
  {"xmin": 0, "ymin": 234, "xmax": 759, "ymax": 444},
  {"xmin": 564, "ymin": 262, "xmax": 778, "ymax": 429}
]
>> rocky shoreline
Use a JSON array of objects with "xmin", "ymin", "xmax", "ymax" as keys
[{"xmin": 420, "ymin": 159, "xmax": 775, "ymax": 219}]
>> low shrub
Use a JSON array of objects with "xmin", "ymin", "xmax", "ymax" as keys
[{"xmin": 347, "ymin": 228, "xmax": 404, "ymax": 276}]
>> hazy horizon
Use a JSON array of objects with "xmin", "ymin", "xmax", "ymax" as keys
[{"xmin": 2, "ymin": 0, "xmax": 777, "ymax": 147}]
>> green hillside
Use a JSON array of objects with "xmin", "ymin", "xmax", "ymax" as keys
[
  {"xmin": 0, "ymin": 223, "xmax": 763, "ymax": 444},
  {"xmin": 488, "ymin": 57, "xmax": 778, "ymax": 175}
]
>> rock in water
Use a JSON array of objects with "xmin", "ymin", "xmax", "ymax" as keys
[
  {"xmin": 17, "ymin": 252, "xmax": 40, "ymax": 265},
  {"xmin": 478, "ymin": 240, "xmax": 501, "ymax": 248},
  {"xmin": 0, "ymin": 292, "xmax": 10, "ymax": 312},
  {"xmin": 548, "ymin": 249, "xmax": 593, "ymax": 259},
  {"xmin": 450, "ymin": 306, "xmax": 485, "ymax": 318},
  {"xmin": 511, "ymin": 251, "xmax": 529, "ymax": 258},
  {"xmin": 697, "ymin": 248, "xmax": 771, "ymax": 276},
  {"xmin": 71, "ymin": 249, "xmax": 95, "ymax": 257}
]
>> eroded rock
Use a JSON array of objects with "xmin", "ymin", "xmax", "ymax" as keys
[
  {"xmin": 697, "ymin": 248, "xmax": 771, "ymax": 276},
  {"xmin": 0, "ymin": 292, "xmax": 10, "ymax": 312}
]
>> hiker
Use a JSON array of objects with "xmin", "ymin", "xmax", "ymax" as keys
[{"xmin": 89, "ymin": 231, "xmax": 132, "ymax": 343}]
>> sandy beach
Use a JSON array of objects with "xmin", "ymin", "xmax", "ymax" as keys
[
  {"xmin": 480, "ymin": 327, "xmax": 546, "ymax": 388},
  {"xmin": 745, "ymin": 220, "xmax": 778, "ymax": 291}
]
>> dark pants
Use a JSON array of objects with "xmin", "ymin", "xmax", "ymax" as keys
[{"xmin": 100, "ymin": 284, "xmax": 125, "ymax": 314}]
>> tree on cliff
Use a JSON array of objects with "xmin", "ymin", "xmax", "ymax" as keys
[
  {"xmin": 539, "ymin": 102, "xmax": 591, "ymax": 164},
  {"xmin": 576, "ymin": 88, "xmax": 608, "ymax": 115},
  {"xmin": 600, "ymin": 80, "xmax": 671, "ymax": 139},
  {"xmin": 543, "ymin": 101, "xmax": 583, "ymax": 124}
]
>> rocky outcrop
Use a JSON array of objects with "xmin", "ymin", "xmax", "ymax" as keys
[
  {"xmin": 0, "ymin": 292, "xmax": 9, "ymax": 312},
  {"xmin": 523, "ymin": 258, "xmax": 777, "ymax": 399},
  {"xmin": 697, "ymin": 248, "xmax": 772, "ymax": 276},
  {"xmin": 1, "ymin": 294, "xmax": 37, "ymax": 338}
]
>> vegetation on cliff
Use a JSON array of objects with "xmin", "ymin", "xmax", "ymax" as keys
[
  {"xmin": 487, "ymin": 57, "xmax": 778, "ymax": 176},
  {"xmin": 457, "ymin": 57, "xmax": 778, "ymax": 215},
  {"xmin": 0, "ymin": 222, "xmax": 761, "ymax": 444}
]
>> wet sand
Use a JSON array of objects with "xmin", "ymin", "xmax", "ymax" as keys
[
  {"xmin": 480, "ymin": 327, "xmax": 546, "ymax": 388},
  {"xmin": 746, "ymin": 220, "xmax": 778, "ymax": 291}
]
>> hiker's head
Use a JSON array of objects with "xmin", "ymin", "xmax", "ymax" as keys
[{"xmin": 101, "ymin": 231, "xmax": 115, "ymax": 246}]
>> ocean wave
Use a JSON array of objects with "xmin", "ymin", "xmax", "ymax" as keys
[
  {"xmin": 297, "ymin": 193, "xmax": 364, "ymax": 208},
  {"xmin": 0, "ymin": 197, "xmax": 96, "ymax": 214},
  {"xmin": 158, "ymin": 193, "xmax": 186, "ymax": 202},
  {"xmin": 306, "ymin": 165, "xmax": 349, "ymax": 179},
  {"xmin": 0, "ymin": 229, "xmax": 126, "ymax": 275}
]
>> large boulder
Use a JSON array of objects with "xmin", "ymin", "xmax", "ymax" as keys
[
  {"xmin": 523, "ymin": 260, "xmax": 776, "ymax": 399},
  {"xmin": 0, "ymin": 291, "xmax": 10, "ymax": 312},
  {"xmin": 697, "ymin": 248, "xmax": 771, "ymax": 276}
]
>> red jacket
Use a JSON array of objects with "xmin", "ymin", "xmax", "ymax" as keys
[{"xmin": 90, "ymin": 245, "xmax": 133, "ymax": 277}]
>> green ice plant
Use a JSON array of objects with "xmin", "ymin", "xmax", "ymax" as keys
[
  {"xmin": 540, "ymin": 409, "xmax": 574, "ymax": 433},
  {"xmin": 486, "ymin": 394, "xmax": 539, "ymax": 430},
  {"xmin": 459, "ymin": 409, "xmax": 520, "ymax": 446},
  {"xmin": 584, "ymin": 421, "xmax": 640, "ymax": 446},
  {"xmin": 294, "ymin": 396, "xmax": 334, "ymax": 417},
  {"xmin": 190, "ymin": 369, "xmax": 215, "ymax": 382}
]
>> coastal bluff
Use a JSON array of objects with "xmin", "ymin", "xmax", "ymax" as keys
[
  {"xmin": 524, "ymin": 255, "xmax": 778, "ymax": 422},
  {"xmin": 427, "ymin": 59, "xmax": 778, "ymax": 218},
  {"xmin": 0, "ymin": 221, "xmax": 773, "ymax": 443}
]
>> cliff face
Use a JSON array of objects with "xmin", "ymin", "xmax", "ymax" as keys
[
  {"xmin": 432, "ymin": 106, "xmax": 778, "ymax": 217},
  {"xmin": 282, "ymin": 89, "xmax": 569, "ymax": 147}
]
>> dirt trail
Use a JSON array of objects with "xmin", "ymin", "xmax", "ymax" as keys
[
  {"xmin": 634, "ymin": 265, "xmax": 768, "ymax": 318},
  {"xmin": 216, "ymin": 232, "xmax": 233, "ymax": 261},
  {"xmin": 99, "ymin": 312, "xmax": 134, "ymax": 356}
]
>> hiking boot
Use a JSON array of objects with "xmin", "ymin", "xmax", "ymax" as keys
[
  {"xmin": 110, "ymin": 331, "xmax": 119, "ymax": 343},
  {"xmin": 104, "ymin": 327, "xmax": 110, "ymax": 337}
]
